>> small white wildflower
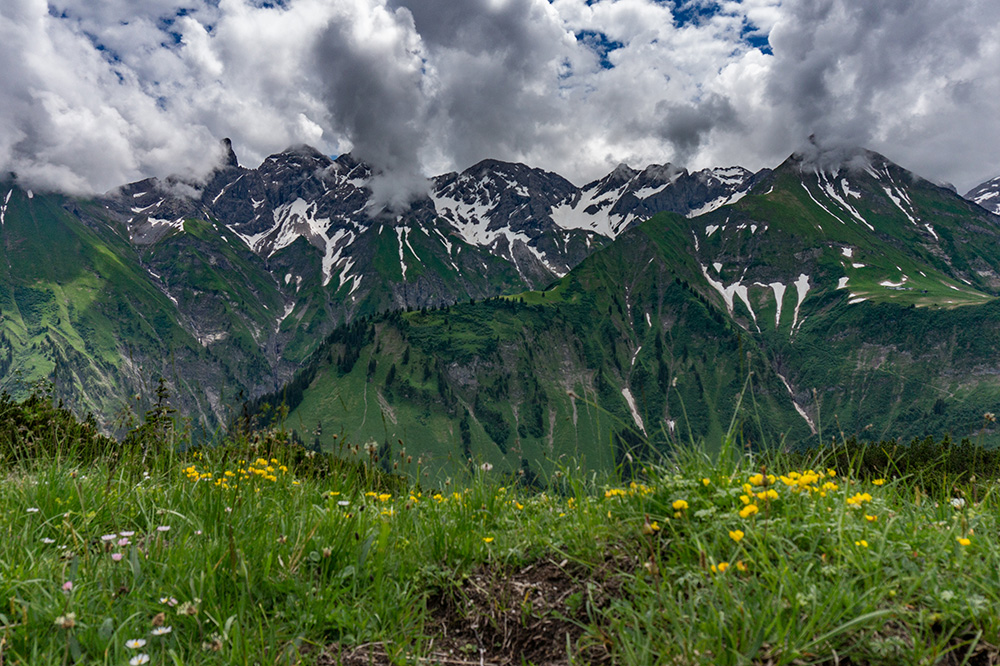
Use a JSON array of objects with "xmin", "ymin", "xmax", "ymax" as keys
[
  {"xmin": 125, "ymin": 638, "xmax": 147, "ymax": 649},
  {"xmin": 950, "ymin": 498, "xmax": 966, "ymax": 510},
  {"xmin": 101, "ymin": 534, "xmax": 117, "ymax": 542},
  {"xmin": 129, "ymin": 654, "xmax": 150, "ymax": 665},
  {"xmin": 151, "ymin": 626, "xmax": 173, "ymax": 636},
  {"xmin": 27, "ymin": 507, "xmax": 39, "ymax": 513},
  {"xmin": 480, "ymin": 462, "xmax": 493, "ymax": 472},
  {"xmin": 156, "ymin": 525, "xmax": 170, "ymax": 532},
  {"xmin": 41, "ymin": 537, "xmax": 55, "ymax": 544},
  {"xmin": 119, "ymin": 531, "xmax": 135, "ymax": 537},
  {"xmin": 337, "ymin": 500, "xmax": 350, "ymax": 507}
]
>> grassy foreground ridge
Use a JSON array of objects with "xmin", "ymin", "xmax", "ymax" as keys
[{"xmin": 3, "ymin": 397, "xmax": 1000, "ymax": 664}]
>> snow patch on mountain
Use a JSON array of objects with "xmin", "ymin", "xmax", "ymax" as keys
[
  {"xmin": 148, "ymin": 217, "xmax": 185, "ymax": 230},
  {"xmin": 687, "ymin": 190, "xmax": 747, "ymax": 218},
  {"xmin": 396, "ymin": 227, "xmax": 409, "ymax": 281},
  {"xmin": 322, "ymin": 228, "xmax": 356, "ymax": 288},
  {"xmin": 815, "ymin": 170, "xmax": 873, "ymax": 231},
  {"xmin": 549, "ymin": 188, "xmax": 623, "ymax": 238},
  {"xmin": 791, "ymin": 274, "xmax": 810, "ymax": 333},
  {"xmin": 777, "ymin": 372, "xmax": 816, "ymax": 434},
  {"xmin": 701, "ymin": 266, "xmax": 759, "ymax": 330},
  {"xmin": 621, "ymin": 387, "xmax": 646, "ymax": 436},
  {"xmin": 768, "ymin": 282, "xmax": 786, "ymax": 329}
]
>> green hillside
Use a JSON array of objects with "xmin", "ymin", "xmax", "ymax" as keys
[
  {"xmin": 0, "ymin": 185, "xmax": 218, "ymax": 423},
  {"xmin": 272, "ymin": 152, "xmax": 1000, "ymax": 477},
  {"xmin": 0, "ymin": 182, "xmax": 540, "ymax": 431}
]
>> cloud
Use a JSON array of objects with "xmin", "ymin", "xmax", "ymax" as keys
[
  {"xmin": 761, "ymin": 0, "xmax": 1000, "ymax": 187},
  {"xmin": 312, "ymin": 2, "xmax": 431, "ymax": 211},
  {"xmin": 0, "ymin": 0, "xmax": 997, "ymax": 198},
  {"xmin": 653, "ymin": 94, "xmax": 742, "ymax": 165}
]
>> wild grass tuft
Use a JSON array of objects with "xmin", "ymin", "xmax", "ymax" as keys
[{"xmin": 2, "ymin": 389, "xmax": 1000, "ymax": 664}]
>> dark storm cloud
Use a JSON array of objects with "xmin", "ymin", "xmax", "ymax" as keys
[
  {"xmin": 313, "ymin": 4, "xmax": 431, "ymax": 211},
  {"xmin": 388, "ymin": 0, "xmax": 573, "ymax": 171},
  {"xmin": 763, "ymin": 0, "xmax": 1000, "ymax": 184},
  {"xmin": 654, "ymin": 94, "xmax": 741, "ymax": 165}
]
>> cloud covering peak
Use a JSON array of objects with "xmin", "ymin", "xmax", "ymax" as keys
[{"xmin": 2, "ymin": 0, "xmax": 998, "ymax": 199}]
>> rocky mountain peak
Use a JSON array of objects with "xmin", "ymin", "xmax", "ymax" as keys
[
  {"xmin": 965, "ymin": 175, "xmax": 1000, "ymax": 215},
  {"xmin": 220, "ymin": 138, "xmax": 240, "ymax": 168}
]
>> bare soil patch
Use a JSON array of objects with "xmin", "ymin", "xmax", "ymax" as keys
[{"xmin": 320, "ymin": 556, "xmax": 624, "ymax": 665}]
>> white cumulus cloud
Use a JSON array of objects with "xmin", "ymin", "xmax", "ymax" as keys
[{"xmin": 0, "ymin": 0, "xmax": 997, "ymax": 198}]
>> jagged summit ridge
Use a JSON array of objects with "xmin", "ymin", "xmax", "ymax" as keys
[
  {"xmin": 966, "ymin": 175, "xmax": 1000, "ymax": 215},
  {"xmin": 105, "ymin": 144, "xmax": 759, "ymax": 287}
]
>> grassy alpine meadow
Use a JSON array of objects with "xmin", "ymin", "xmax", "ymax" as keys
[{"xmin": 3, "ymin": 396, "xmax": 1000, "ymax": 664}]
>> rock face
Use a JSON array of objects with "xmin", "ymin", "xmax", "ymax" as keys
[
  {"xmin": 965, "ymin": 175, "xmax": 1000, "ymax": 215},
  {"xmin": 107, "ymin": 142, "xmax": 760, "ymax": 274}
]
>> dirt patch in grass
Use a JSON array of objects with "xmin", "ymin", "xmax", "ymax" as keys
[{"xmin": 321, "ymin": 556, "xmax": 625, "ymax": 665}]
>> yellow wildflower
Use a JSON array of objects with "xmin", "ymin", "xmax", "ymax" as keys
[
  {"xmin": 739, "ymin": 504, "xmax": 759, "ymax": 518},
  {"xmin": 702, "ymin": 478, "xmax": 711, "ymax": 486},
  {"xmin": 872, "ymin": 479, "xmax": 886, "ymax": 486},
  {"xmin": 864, "ymin": 514, "xmax": 877, "ymax": 522},
  {"xmin": 672, "ymin": 499, "xmax": 689, "ymax": 511},
  {"xmin": 846, "ymin": 492, "xmax": 872, "ymax": 506},
  {"xmin": 729, "ymin": 530, "xmax": 744, "ymax": 543},
  {"xmin": 483, "ymin": 537, "xmax": 494, "ymax": 543},
  {"xmin": 855, "ymin": 540, "xmax": 869, "ymax": 548},
  {"xmin": 957, "ymin": 537, "xmax": 971, "ymax": 546}
]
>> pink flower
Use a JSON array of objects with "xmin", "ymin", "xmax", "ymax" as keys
[
  {"xmin": 62, "ymin": 581, "xmax": 73, "ymax": 591},
  {"xmin": 118, "ymin": 538, "xmax": 130, "ymax": 546},
  {"xmin": 111, "ymin": 553, "xmax": 124, "ymax": 562}
]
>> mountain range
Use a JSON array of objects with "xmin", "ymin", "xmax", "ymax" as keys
[
  {"xmin": 3, "ymin": 140, "xmax": 1000, "ymax": 473},
  {"xmin": 0, "ymin": 140, "xmax": 756, "ymax": 429},
  {"xmin": 249, "ymin": 148, "xmax": 1000, "ymax": 476}
]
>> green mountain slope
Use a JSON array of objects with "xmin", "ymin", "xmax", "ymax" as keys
[
  {"xmin": 271, "ymin": 150, "xmax": 1000, "ymax": 477},
  {"xmin": 0, "ymin": 180, "xmax": 541, "ymax": 430},
  {"xmin": 0, "ymin": 185, "xmax": 222, "ymax": 423}
]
